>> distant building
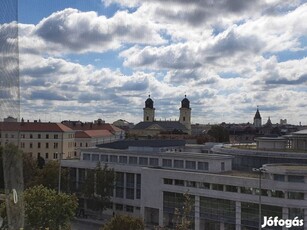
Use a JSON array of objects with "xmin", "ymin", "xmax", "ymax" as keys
[
  {"xmin": 0, "ymin": 120, "xmax": 75, "ymax": 159},
  {"xmin": 253, "ymin": 107, "xmax": 262, "ymax": 128},
  {"xmin": 62, "ymin": 119, "xmax": 125, "ymax": 157},
  {"xmin": 113, "ymin": 119, "xmax": 134, "ymax": 131},
  {"xmin": 256, "ymin": 129, "xmax": 307, "ymax": 151},
  {"xmin": 3, "ymin": 116, "xmax": 17, "ymax": 122},
  {"xmin": 130, "ymin": 96, "xmax": 192, "ymax": 137}
]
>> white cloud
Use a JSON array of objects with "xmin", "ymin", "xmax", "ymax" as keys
[{"xmin": 10, "ymin": 1, "xmax": 307, "ymax": 125}]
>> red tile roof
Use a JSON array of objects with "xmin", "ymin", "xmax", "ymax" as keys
[
  {"xmin": 62, "ymin": 122, "xmax": 123, "ymax": 133},
  {"xmin": 75, "ymin": 130, "xmax": 113, "ymax": 138},
  {"xmin": 0, "ymin": 122, "xmax": 73, "ymax": 132}
]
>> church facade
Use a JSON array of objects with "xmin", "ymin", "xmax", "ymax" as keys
[{"xmin": 130, "ymin": 96, "xmax": 192, "ymax": 137}]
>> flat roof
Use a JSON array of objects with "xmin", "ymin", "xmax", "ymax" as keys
[{"xmin": 79, "ymin": 147, "xmax": 234, "ymax": 160}]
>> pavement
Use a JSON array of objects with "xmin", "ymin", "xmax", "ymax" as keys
[
  {"xmin": 71, "ymin": 218, "xmax": 103, "ymax": 230},
  {"xmin": 71, "ymin": 214, "xmax": 111, "ymax": 230}
]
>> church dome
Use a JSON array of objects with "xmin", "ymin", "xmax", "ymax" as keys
[
  {"xmin": 181, "ymin": 95, "xmax": 190, "ymax": 109},
  {"xmin": 145, "ymin": 95, "xmax": 154, "ymax": 109}
]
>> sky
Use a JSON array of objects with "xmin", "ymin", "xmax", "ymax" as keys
[{"xmin": 1, "ymin": 0, "xmax": 307, "ymax": 125}]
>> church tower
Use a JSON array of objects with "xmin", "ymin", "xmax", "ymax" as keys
[
  {"xmin": 179, "ymin": 95, "xmax": 191, "ymax": 133},
  {"xmin": 143, "ymin": 95, "xmax": 155, "ymax": 122},
  {"xmin": 253, "ymin": 106, "xmax": 262, "ymax": 128}
]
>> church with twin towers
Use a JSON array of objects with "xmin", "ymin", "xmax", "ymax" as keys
[{"xmin": 130, "ymin": 95, "xmax": 192, "ymax": 136}]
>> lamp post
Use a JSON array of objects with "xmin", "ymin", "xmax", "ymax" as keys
[{"xmin": 252, "ymin": 167, "xmax": 266, "ymax": 230}]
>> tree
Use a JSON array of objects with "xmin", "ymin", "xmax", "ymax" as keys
[
  {"xmin": 81, "ymin": 163, "xmax": 115, "ymax": 212},
  {"xmin": 102, "ymin": 215, "xmax": 144, "ymax": 230},
  {"xmin": 23, "ymin": 156, "xmax": 70, "ymax": 192},
  {"xmin": 24, "ymin": 185, "xmax": 78, "ymax": 230},
  {"xmin": 23, "ymin": 152, "xmax": 39, "ymax": 188},
  {"xmin": 207, "ymin": 125, "xmax": 229, "ymax": 142},
  {"xmin": 174, "ymin": 192, "xmax": 193, "ymax": 230}
]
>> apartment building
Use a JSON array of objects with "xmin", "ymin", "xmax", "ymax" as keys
[{"xmin": 0, "ymin": 120, "xmax": 75, "ymax": 159}]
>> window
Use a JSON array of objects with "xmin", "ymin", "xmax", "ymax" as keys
[
  {"xmin": 46, "ymin": 134, "xmax": 49, "ymax": 139},
  {"xmin": 183, "ymin": 117, "xmax": 185, "ymax": 121},
  {"xmin": 288, "ymin": 192, "xmax": 304, "ymax": 200},
  {"xmin": 126, "ymin": 205, "xmax": 134, "ymax": 213},
  {"xmin": 46, "ymin": 143, "xmax": 49, "ymax": 148},
  {"xmin": 38, "ymin": 142, "xmax": 41, "ymax": 148},
  {"xmin": 30, "ymin": 134, "xmax": 33, "ymax": 139},
  {"xmin": 149, "ymin": 158, "xmax": 159, "ymax": 166},
  {"xmin": 225, "ymin": 185, "xmax": 237, "ymax": 193},
  {"xmin": 126, "ymin": 173, "xmax": 136, "ymax": 199},
  {"xmin": 241, "ymin": 187, "xmax": 253, "ymax": 194},
  {"xmin": 139, "ymin": 157, "xmax": 148, "ymax": 165},
  {"xmin": 198, "ymin": 162, "xmax": 208, "ymax": 171},
  {"xmin": 129, "ymin": 156, "xmax": 137, "ymax": 165},
  {"xmin": 20, "ymin": 142, "xmax": 25, "ymax": 148},
  {"xmin": 174, "ymin": 160, "xmax": 184, "ymax": 168},
  {"xmin": 83, "ymin": 153, "xmax": 91, "ymax": 161},
  {"xmin": 29, "ymin": 143, "xmax": 33, "ymax": 148},
  {"xmin": 136, "ymin": 174, "xmax": 141, "ymax": 199},
  {"xmin": 54, "ymin": 134, "xmax": 58, "ymax": 139},
  {"xmin": 174, "ymin": 180, "xmax": 184, "ymax": 186},
  {"xmin": 212, "ymin": 184, "xmax": 224, "ymax": 191},
  {"xmin": 288, "ymin": 175, "xmax": 304, "ymax": 183},
  {"xmin": 162, "ymin": 159, "xmax": 172, "ymax": 167},
  {"xmin": 186, "ymin": 160, "xmax": 196, "ymax": 169},
  {"xmin": 92, "ymin": 154, "xmax": 99, "ymax": 161},
  {"xmin": 164, "ymin": 178, "xmax": 173, "ymax": 185},
  {"xmin": 110, "ymin": 155, "xmax": 118, "ymax": 163},
  {"xmin": 101, "ymin": 155, "xmax": 108, "ymax": 162},
  {"xmin": 115, "ymin": 204, "xmax": 123, "ymax": 211},
  {"xmin": 273, "ymin": 174, "xmax": 285, "ymax": 181},
  {"xmin": 45, "ymin": 153, "xmax": 49, "ymax": 159},
  {"xmin": 119, "ymin": 156, "xmax": 127, "ymax": 163},
  {"xmin": 187, "ymin": 181, "xmax": 197, "ymax": 187},
  {"xmin": 221, "ymin": 162, "xmax": 225, "ymax": 171},
  {"xmin": 80, "ymin": 143, "xmax": 82, "ymax": 147},
  {"xmin": 199, "ymin": 182, "xmax": 210, "ymax": 189},
  {"xmin": 115, "ymin": 172, "xmax": 124, "ymax": 198},
  {"xmin": 54, "ymin": 143, "xmax": 58, "ymax": 149},
  {"xmin": 38, "ymin": 134, "xmax": 41, "ymax": 139},
  {"xmin": 53, "ymin": 153, "xmax": 58, "ymax": 159}
]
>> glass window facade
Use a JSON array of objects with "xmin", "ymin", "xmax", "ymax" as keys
[
  {"xmin": 83, "ymin": 153, "xmax": 90, "ymax": 161},
  {"xmin": 198, "ymin": 161, "xmax": 209, "ymax": 171},
  {"xmin": 186, "ymin": 160, "xmax": 196, "ymax": 169},
  {"xmin": 139, "ymin": 157, "xmax": 148, "ymax": 165},
  {"xmin": 110, "ymin": 155, "xmax": 118, "ymax": 163},
  {"xmin": 162, "ymin": 159, "xmax": 172, "ymax": 167},
  {"xmin": 129, "ymin": 156, "xmax": 137, "ymax": 165},
  {"xmin": 174, "ymin": 160, "xmax": 184, "ymax": 168},
  {"xmin": 149, "ymin": 158, "xmax": 159, "ymax": 166},
  {"xmin": 119, "ymin": 156, "xmax": 127, "ymax": 163}
]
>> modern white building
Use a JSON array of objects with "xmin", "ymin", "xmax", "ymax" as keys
[{"xmin": 62, "ymin": 141, "xmax": 307, "ymax": 230}]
